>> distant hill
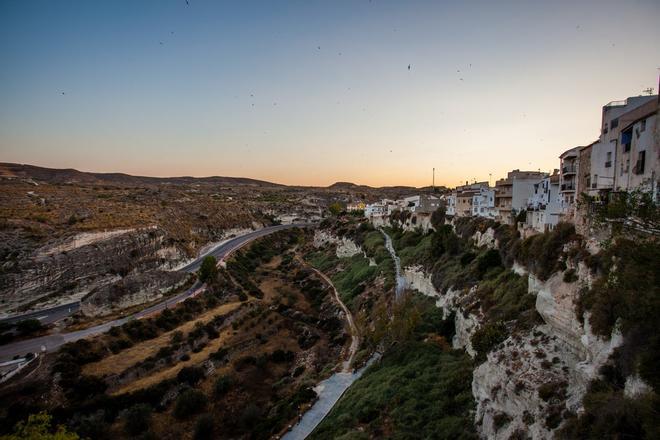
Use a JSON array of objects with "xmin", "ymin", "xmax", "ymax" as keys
[{"xmin": 0, "ymin": 163, "xmax": 283, "ymax": 187}]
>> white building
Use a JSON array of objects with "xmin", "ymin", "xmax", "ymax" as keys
[
  {"xmin": 588, "ymin": 95, "xmax": 657, "ymax": 197},
  {"xmin": 364, "ymin": 202, "xmax": 387, "ymax": 217},
  {"xmin": 525, "ymin": 171, "xmax": 561, "ymax": 233},
  {"xmin": 402, "ymin": 194, "xmax": 441, "ymax": 213},
  {"xmin": 446, "ymin": 192, "xmax": 457, "ymax": 216},
  {"xmin": 495, "ymin": 171, "xmax": 547, "ymax": 224},
  {"xmin": 471, "ymin": 187, "xmax": 496, "ymax": 218},
  {"xmin": 614, "ymin": 98, "xmax": 658, "ymax": 195}
]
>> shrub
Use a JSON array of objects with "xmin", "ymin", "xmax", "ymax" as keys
[
  {"xmin": 193, "ymin": 414, "xmax": 214, "ymax": 440},
  {"xmin": 174, "ymin": 389, "xmax": 207, "ymax": 419},
  {"xmin": 16, "ymin": 319, "xmax": 42, "ymax": 335},
  {"xmin": 177, "ymin": 366, "xmax": 205, "ymax": 385},
  {"xmin": 3, "ymin": 412, "xmax": 79, "ymax": 440},
  {"xmin": 123, "ymin": 404, "xmax": 152, "ymax": 436},
  {"xmin": 471, "ymin": 321, "xmax": 507, "ymax": 362},
  {"xmin": 517, "ymin": 222, "xmax": 577, "ymax": 280},
  {"xmin": 198, "ymin": 256, "xmax": 218, "ymax": 283},
  {"xmin": 239, "ymin": 404, "xmax": 262, "ymax": 430},
  {"xmin": 493, "ymin": 412, "xmax": 511, "ymax": 430},
  {"xmin": 430, "ymin": 206, "xmax": 446, "ymax": 229},
  {"xmin": 562, "ymin": 268, "xmax": 578, "ymax": 283},
  {"xmin": 476, "ymin": 249, "xmax": 502, "ymax": 274},
  {"xmin": 213, "ymin": 375, "xmax": 234, "ymax": 396}
]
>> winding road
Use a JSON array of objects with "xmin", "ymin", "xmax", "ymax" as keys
[{"xmin": 0, "ymin": 224, "xmax": 309, "ymax": 362}]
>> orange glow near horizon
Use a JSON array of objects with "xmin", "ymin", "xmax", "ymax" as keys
[{"xmin": 1, "ymin": 1, "xmax": 659, "ymax": 188}]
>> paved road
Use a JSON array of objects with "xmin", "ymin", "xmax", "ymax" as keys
[
  {"xmin": 0, "ymin": 302, "xmax": 81, "ymax": 327},
  {"xmin": 0, "ymin": 223, "xmax": 310, "ymax": 362}
]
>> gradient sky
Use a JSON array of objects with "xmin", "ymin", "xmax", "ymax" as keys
[{"xmin": 1, "ymin": 0, "xmax": 659, "ymax": 187}]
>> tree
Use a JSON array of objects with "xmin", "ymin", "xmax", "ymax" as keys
[
  {"xmin": 198, "ymin": 256, "xmax": 218, "ymax": 283},
  {"xmin": 1, "ymin": 412, "xmax": 79, "ymax": 440},
  {"xmin": 430, "ymin": 205, "xmax": 446, "ymax": 230},
  {"xmin": 174, "ymin": 389, "xmax": 207, "ymax": 419},
  {"xmin": 16, "ymin": 319, "xmax": 42, "ymax": 335},
  {"xmin": 328, "ymin": 202, "xmax": 343, "ymax": 216},
  {"xmin": 193, "ymin": 414, "xmax": 214, "ymax": 440},
  {"xmin": 213, "ymin": 374, "xmax": 234, "ymax": 396},
  {"xmin": 123, "ymin": 404, "xmax": 152, "ymax": 436}
]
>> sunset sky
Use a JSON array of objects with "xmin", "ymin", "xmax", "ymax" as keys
[{"xmin": 1, "ymin": 0, "xmax": 659, "ymax": 187}]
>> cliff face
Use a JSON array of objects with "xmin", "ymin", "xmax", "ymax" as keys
[
  {"xmin": 370, "ymin": 213, "xmax": 434, "ymax": 233},
  {"xmin": 401, "ymin": 226, "xmax": 623, "ymax": 439},
  {"xmin": 313, "ymin": 230, "xmax": 363, "ymax": 258},
  {"xmin": 0, "ymin": 225, "xmax": 259, "ymax": 315}
]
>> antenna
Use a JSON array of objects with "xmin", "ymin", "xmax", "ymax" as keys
[{"xmin": 432, "ymin": 167, "xmax": 435, "ymax": 192}]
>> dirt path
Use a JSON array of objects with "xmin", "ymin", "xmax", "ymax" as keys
[{"xmin": 300, "ymin": 260, "xmax": 359, "ymax": 372}]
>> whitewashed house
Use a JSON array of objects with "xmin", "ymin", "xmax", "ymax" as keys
[
  {"xmin": 471, "ymin": 187, "xmax": 496, "ymax": 218},
  {"xmin": 525, "ymin": 171, "xmax": 561, "ymax": 233}
]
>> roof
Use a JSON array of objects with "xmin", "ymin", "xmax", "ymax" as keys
[{"xmin": 619, "ymin": 104, "xmax": 658, "ymax": 132}]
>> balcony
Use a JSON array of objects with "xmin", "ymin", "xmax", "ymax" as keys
[
  {"xmin": 561, "ymin": 183, "xmax": 575, "ymax": 192},
  {"xmin": 561, "ymin": 165, "xmax": 577, "ymax": 175}
]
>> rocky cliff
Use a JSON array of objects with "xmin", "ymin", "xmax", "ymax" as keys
[{"xmin": 401, "ymin": 225, "xmax": 624, "ymax": 439}]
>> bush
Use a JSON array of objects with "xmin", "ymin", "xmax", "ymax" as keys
[
  {"xmin": 476, "ymin": 249, "xmax": 502, "ymax": 274},
  {"xmin": 517, "ymin": 222, "xmax": 577, "ymax": 280},
  {"xmin": 123, "ymin": 404, "xmax": 152, "ymax": 436},
  {"xmin": 471, "ymin": 321, "xmax": 507, "ymax": 362},
  {"xmin": 562, "ymin": 268, "xmax": 578, "ymax": 283},
  {"xmin": 311, "ymin": 342, "xmax": 475, "ymax": 439},
  {"xmin": 174, "ymin": 389, "xmax": 207, "ymax": 419},
  {"xmin": 177, "ymin": 366, "xmax": 205, "ymax": 385},
  {"xmin": 16, "ymin": 319, "xmax": 43, "ymax": 335},
  {"xmin": 193, "ymin": 414, "xmax": 214, "ymax": 440},
  {"xmin": 198, "ymin": 256, "xmax": 218, "ymax": 283},
  {"xmin": 213, "ymin": 375, "xmax": 234, "ymax": 396}
]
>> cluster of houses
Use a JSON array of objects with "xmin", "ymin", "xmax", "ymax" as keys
[
  {"xmin": 446, "ymin": 93, "xmax": 659, "ymax": 234},
  {"xmin": 360, "ymin": 194, "xmax": 441, "ymax": 217},
  {"xmin": 359, "ymin": 92, "xmax": 658, "ymax": 236}
]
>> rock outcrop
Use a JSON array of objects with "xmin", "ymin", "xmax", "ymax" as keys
[
  {"xmin": 403, "ymin": 256, "xmax": 622, "ymax": 439},
  {"xmin": 313, "ymin": 230, "xmax": 363, "ymax": 258}
]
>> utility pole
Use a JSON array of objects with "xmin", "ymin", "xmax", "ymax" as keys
[{"xmin": 432, "ymin": 168, "xmax": 435, "ymax": 192}]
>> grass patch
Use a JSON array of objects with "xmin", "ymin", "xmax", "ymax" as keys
[{"xmin": 310, "ymin": 341, "xmax": 476, "ymax": 440}]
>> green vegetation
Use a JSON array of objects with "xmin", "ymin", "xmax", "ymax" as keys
[
  {"xmin": 471, "ymin": 321, "xmax": 507, "ymax": 362},
  {"xmin": 312, "ymin": 291, "xmax": 472, "ymax": 439},
  {"xmin": 581, "ymin": 189, "xmax": 660, "ymax": 235},
  {"xmin": 0, "ymin": 412, "xmax": 79, "ymax": 440},
  {"xmin": 193, "ymin": 414, "xmax": 215, "ymax": 440},
  {"xmin": 122, "ymin": 404, "xmax": 152, "ymax": 436},
  {"xmin": 559, "ymin": 380, "xmax": 659, "ymax": 439},
  {"xmin": 174, "ymin": 389, "xmax": 208, "ymax": 419},
  {"xmin": 198, "ymin": 256, "xmax": 218, "ymax": 283},
  {"xmin": 517, "ymin": 222, "xmax": 578, "ymax": 281},
  {"xmin": 328, "ymin": 202, "xmax": 343, "ymax": 216},
  {"xmin": 311, "ymin": 342, "xmax": 475, "ymax": 440},
  {"xmin": 213, "ymin": 375, "xmax": 234, "ymax": 396},
  {"xmin": 331, "ymin": 254, "xmax": 379, "ymax": 307}
]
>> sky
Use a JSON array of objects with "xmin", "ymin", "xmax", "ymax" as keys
[{"xmin": 1, "ymin": 0, "xmax": 659, "ymax": 187}]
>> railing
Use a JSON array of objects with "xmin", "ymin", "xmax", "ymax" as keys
[
  {"xmin": 561, "ymin": 183, "xmax": 575, "ymax": 191},
  {"xmin": 562, "ymin": 165, "xmax": 577, "ymax": 174}
]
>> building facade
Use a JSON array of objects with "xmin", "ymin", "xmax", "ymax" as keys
[{"xmin": 495, "ymin": 170, "xmax": 547, "ymax": 224}]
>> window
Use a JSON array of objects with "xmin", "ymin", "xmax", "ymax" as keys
[
  {"xmin": 610, "ymin": 118, "xmax": 619, "ymax": 129},
  {"xmin": 621, "ymin": 129, "xmax": 632, "ymax": 152},
  {"xmin": 635, "ymin": 150, "xmax": 646, "ymax": 175},
  {"xmin": 640, "ymin": 119, "xmax": 646, "ymax": 132},
  {"xmin": 605, "ymin": 152, "xmax": 612, "ymax": 168}
]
